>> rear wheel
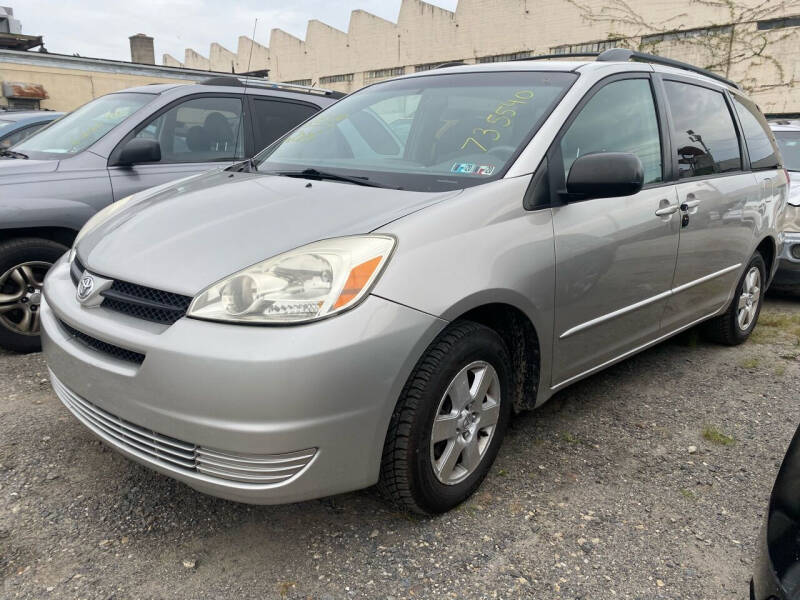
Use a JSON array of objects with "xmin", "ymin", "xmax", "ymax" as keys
[
  {"xmin": 702, "ymin": 252, "xmax": 766, "ymax": 345},
  {"xmin": 0, "ymin": 238, "xmax": 68, "ymax": 353},
  {"xmin": 378, "ymin": 321, "xmax": 513, "ymax": 514}
]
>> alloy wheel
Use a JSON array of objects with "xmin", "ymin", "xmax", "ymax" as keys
[
  {"xmin": 430, "ymin": 360, "xmax": 501, "ymax": 485},
  {"xmin": 736, "ymin": 266, "xmax": 761, "ymax": 331},
  {"xmin": 0, "ymin": 261, "xmax": 51, "ymax": 336}
]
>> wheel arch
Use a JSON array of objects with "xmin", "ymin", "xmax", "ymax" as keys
[
  {"xmin": 0, "ymin": 226, "xmax": 76, "ymax": 249},
  {"xmin": 451, "ymin": 301, "xmax": 542, "ymax": 412},
  {"xmin": 755, "ymin": 235, "xmax": 777, "ymax": 284}
]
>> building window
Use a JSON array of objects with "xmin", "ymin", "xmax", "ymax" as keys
[
  {"xmin": 283, "ymin": 79, "xmax": 312, "ymax": 86},
  {"xmin": 415, "ymin": 62, "xmax": 441, "ymax": 72},
  {"xmin": 7, "ymin": 98, "xmax": 40, "ymax": 110},
  {"xmin": 549, "ymin": 39, "xmax": 621, "ymax": 55},
  {"xmin": 365, "ymin": 67, "xmax": 405, "ymax": 80},
  {"xmin": 476, "ymin": 51, "xmax": 532, "ymax": 63},
  {"xmin": 319, "ymin": 73, "xmax": 354, "ymax": 85},
  {"xmin": 641, "ymin": 25, "xmax": 732, "ymax": 45},
  {"xmin": 757, "ymin": 16, "xmax": 800, "ymax": 30}
]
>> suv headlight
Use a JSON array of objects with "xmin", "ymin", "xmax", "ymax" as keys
[{"xmin": 187, "ymin": 235, "xmax": 395, "ymax": 324}]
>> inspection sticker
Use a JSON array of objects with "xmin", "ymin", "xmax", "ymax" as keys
[
  {"xmin": 476, "ymin": 165, "xmax": 495, "ymax": 176},
  {"xmin": 451, "ymin": 162, "xmax": 476, "ymax": 174}
]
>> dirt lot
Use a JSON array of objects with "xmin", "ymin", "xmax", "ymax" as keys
[{"xmin": 1, "ymin": 298, "xmax": 799, "ymax": 599}]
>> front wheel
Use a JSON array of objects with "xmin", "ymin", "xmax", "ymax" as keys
[
  {"xmin": 702, "ymin": 252, "xmax": 766, "ymax": 345},
  {"xmin": 0, "ymin": 238, "xmax": 68, "ymax": 353},
  {"xmin": 378, "ymin": 321, "xmax": 513, "ymax": 514}
]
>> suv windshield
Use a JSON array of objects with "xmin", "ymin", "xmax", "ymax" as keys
[
  {"xmin": 14, "ymin": 92, "xmax": 154, "ymax": 159},
  {"xmin": 775, "ymin": 131, "xmax": 800, "ymax": 171},
  {"xmin": 256, "ymin": 71, "xmax": 577, "ymax": 192}
]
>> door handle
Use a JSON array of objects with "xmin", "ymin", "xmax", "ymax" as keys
[
  {"xmin": 680, "ymin": 199, "xmax": 700, "ymax": 211},
  {"xmin": 655, "ymin": 203, "xmax": 679, "ymax": 216}
]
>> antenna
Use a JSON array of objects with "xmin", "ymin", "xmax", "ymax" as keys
[{"xmin": 231, "ymin": 17, "xmax": 258, "ymax": 162}]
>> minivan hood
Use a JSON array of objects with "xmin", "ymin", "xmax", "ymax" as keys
[
  {"xmin": 0, "ymin": 157, "xmax": 59, "ymax": 176},
  {"xmin": 78, "ymin": 170, "xmax": 459, "ymax": 295}
]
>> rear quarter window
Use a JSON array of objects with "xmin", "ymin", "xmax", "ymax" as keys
[
  {"xmin": 732, "ymin": 95, "xmax": 780, "ymax": 170},
  {"xmin": 663, "ymin": 81, "xmax": 742, "ymax": 178}
]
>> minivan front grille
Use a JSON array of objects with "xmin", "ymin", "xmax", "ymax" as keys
[
  {"xmin": 70, "ymin": 256, "xmax": 84, "ymax": 286},
  {"xmin": 100, "ymin": 281, "xmax": 193, "ymax": 325},
  {"xmin": 49, "ymin": 371, "xmax": 317, "ymax": 486},
  {"xmin": 58, "ymin": 319, "xmax": 145, "ymax": 365},
  {"xmin": 69, "ymin": 257, "xmax": 193, "ymax": 326}
]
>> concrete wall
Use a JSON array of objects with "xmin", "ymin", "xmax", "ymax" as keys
[
  {"xmin": 0, "ymin": 50, "xmax": 217, "ymax": 111},
  {"xmin": 166, "ymin": 0, "xmax": 800, "ymax": 113}
]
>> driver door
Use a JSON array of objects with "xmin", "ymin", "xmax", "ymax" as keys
[{"xmin": 108, "ymin": 95, "xmax": 246, "ymax": 201}]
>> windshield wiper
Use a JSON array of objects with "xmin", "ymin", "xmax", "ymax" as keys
[
  {"xmin": 273, "ymin": 168, "xmax": 391, "ymax": 188},
  {"xmin": 0, "ymin": 149, "xmax": 28, "ymax": 159}
]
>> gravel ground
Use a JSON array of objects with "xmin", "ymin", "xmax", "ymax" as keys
[{"xmin": 1, "ymin": 297, "xmax": 799, "ymax": 599}]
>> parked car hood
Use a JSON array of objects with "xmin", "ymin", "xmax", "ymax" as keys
[{"xmin": 78, "ymin": 170, "xmax": 459, "ymax": 295}]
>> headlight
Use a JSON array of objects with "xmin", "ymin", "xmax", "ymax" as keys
[
  {"xmin": 73, "ymin": 194, "xmax": 135, "ymax": 248},
  {"xmin": 187, "ymin": 235, "xmax": 395, "ymax": 324}
]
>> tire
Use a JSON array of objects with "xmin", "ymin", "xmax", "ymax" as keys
[
  {"xmin": 0, "ymin": 238, "xmax": 68, "ymax": 353},
  {"xmin": 378, "ymin": 320, "xmax": 513, "ymax": 515},
  {"xmin": 702, "ymin": 252, "xmax": 766, "ymax": 346}
]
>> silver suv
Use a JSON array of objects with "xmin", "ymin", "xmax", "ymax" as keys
[
  {"xmin": 0, "ymin": 77, "xmax": 341, "ymax": 351},
  {"xmin": 42, "ymin": 49, "xmax": 787, "ymax": 514},
  {"xmin": 769, "ymin": 119, "xmax": 800, "ymax": 292}
]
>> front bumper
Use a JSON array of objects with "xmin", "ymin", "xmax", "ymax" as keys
[
  {"xmin": 41, "ymin": 257, "xmax": 445, "ymax": 504},
  {"xmin": 773, "ymin": 232, "xmax": 800, "ymax": 291}
]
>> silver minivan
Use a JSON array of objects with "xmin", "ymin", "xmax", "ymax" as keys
[{"xmin": 41, "ymin": 50, "xmax": 787, "ymax": 514}]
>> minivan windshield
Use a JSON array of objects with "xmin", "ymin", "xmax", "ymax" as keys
[
  {"xmin": 775, "ymin": 131, "xmax": 800, "ymax": 171},
  {"xmin": 256, "ymin": 71, "xmax": 577, "ymax": 192},
  {"xmin": 13, "ymin": 92, "xmax": 154, "ymax": 159}
]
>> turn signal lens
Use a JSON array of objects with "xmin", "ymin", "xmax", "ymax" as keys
[{"xmin": 334, "ymin": 256, "xmax": 383, "ymax": 309}]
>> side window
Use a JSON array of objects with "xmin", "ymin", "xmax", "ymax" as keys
[
  {"xmin": 252, "ymin": 99, "xmax": 317, "ymax": 151},
  {"xmin": 560, "ymin": 78, "xmax": 663, "ymax": 185},
  {"xmin": 663, "ymin": 81, "xmax": 741, "ymax": 178},
  {"xmin": 133, "ymin": 96, "xmax": 244, "ymax": 163},
  {"xmin": 732, "ymin": 95, "xmax": 779, "ymax": 170},
  {"xmin": 1, "ymin": 123, "xmax": 46, "ymax": 149}
]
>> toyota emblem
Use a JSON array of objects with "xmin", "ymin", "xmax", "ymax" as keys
[{"xmin": 77, "ymin": 274, "xmax": 95, "ymax": 301}]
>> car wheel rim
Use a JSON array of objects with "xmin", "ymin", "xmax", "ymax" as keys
[
  {"xmin": 0, "ymin": 261, "xmax": 50, "ymax": 336},
  {"xmin": 736, "ymin": 266, "xmax": 761, "ymax": 331},
  {"xmin": 430, "ymin": 360, "xmax": 501, "ymax": 486}
]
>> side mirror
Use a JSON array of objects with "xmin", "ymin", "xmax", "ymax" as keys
[
  {"xmin": 113, "ymin": 138, "xmax": 161, "ymax": 167},
  {"xmin": 565, "ymin": 152, "xmax": 644, "ymax": 200}
]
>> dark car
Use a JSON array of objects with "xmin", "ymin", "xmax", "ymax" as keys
[
  {"xmin": 0, "ymin": 109, "xmax": 64, "ymax": 149},
  {"xmin": 752, "ymin": 425, "xmax": 800, "ymax": 599},
  {"xmin": 0, "ymin": 77, "xmax": 341, "ymax": 352}
]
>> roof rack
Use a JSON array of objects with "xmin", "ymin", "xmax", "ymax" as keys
[
  {"xmin": 435, "ymin": 61, "xmax": 467, "ymax": 69},
  {"xmin": 199, "ymin": 76, "xmax": 346, "ymax": 99},
  {"xmin": 514, "ymin": 47, "xmax": 739, "ymax": 89},
  {"xmin": 597, "ymin": 48, "xmax": 739, "ymax": 89}
]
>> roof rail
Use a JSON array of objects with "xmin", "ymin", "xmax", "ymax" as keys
[
  {"xmin": 512, "ymin": 48, "xmax": 739, "ymax": 89},
  {"xmin": 596, "ymin": 48, "xmax": 739, "ymax": 89},
  {"xmin": 199, "ymin": 76, "xmax": 346, "ymax": 98},
  {"xmin": 512, "ymin": 52, "xmax": 602, "ymax": 62},
  {"xmin": 435, "ymin": 61, "xmax": 467, "ymax": 69}
]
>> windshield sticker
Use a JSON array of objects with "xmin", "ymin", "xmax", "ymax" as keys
[
  {"xmin": 451, "ymin": 162, "xmax": 476, "ymax": 174},
  {"xmin": 476, "ymin": 165, "xmax": 495, "ymax": 176}
]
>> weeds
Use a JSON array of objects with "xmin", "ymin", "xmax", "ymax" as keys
[{"xmin": 702, "ymin": 425, "xmax": 735, "ymax": 446}]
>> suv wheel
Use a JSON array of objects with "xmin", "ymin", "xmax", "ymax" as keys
[
  {"xmin": 0, "ymin": 238, "xmax": 68, "ymax": 353},
  {"xmin": 702, "ymin": 251, "xmax": 766, "ymax": 345},
  {"xmin": 378, "ymin": 321, "xmax": 512, "ymax": 514}
]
